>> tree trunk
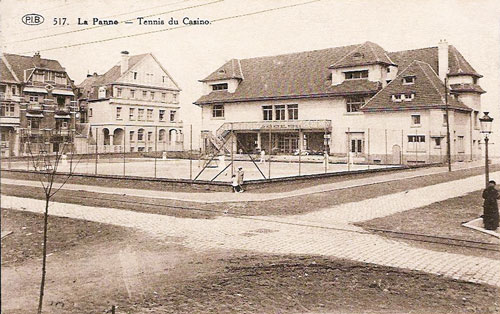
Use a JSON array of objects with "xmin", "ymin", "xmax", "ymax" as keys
[{"xmin": 37, "ymin": 196, "xmax": 50, "ymax": 314}]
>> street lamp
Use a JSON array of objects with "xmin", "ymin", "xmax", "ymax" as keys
[{"xmin": 479, "ymin": 112, "xmax": 494, "ymax": 188}]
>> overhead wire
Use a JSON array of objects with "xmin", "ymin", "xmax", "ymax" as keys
[
  {"xmin": 15, "ymin": 0, "xmax": 323, "ymax": 54},
  {"xmin": 6, "ymin": 0, "xmax": 222, "ymax": 44}
]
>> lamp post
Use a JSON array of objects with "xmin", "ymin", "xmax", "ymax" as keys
[{"xmin": 479, "ymin": 112, "xmax": 494, "ymax": 188}]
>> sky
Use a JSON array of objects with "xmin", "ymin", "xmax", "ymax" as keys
[{"xmin": 1, "ymin": 0, "xmax": 499, "ymax": 154}]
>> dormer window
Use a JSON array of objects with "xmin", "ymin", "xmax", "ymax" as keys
[
  {"xmin": 404, "ymin": 93, "xmax": 415, "ymax": 101},
  {"xmin": 212, "ymin": 83, "xmax": 228, "ymax": 91},
  {"xmin": 392, "ymin": 94, "xmax": 403, "ymax": 102},
  {"xmin": 403, "ymin": 76, "xmax": 416, "ymax": 85},
  {"xmin": 352, "ymin": 52, "xmax": 363, "ymax": 59},
  {"xmin": 344, "ymin": 70, "xmax": 368, "ymax": 80}
]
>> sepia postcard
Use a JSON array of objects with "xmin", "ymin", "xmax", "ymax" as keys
[{"xmin": 1, "ymin": 0, "xmax": 499, "ymax": 313}]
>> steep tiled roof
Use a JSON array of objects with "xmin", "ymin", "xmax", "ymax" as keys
[
  {"xmin": 361, "ymin": 60, "xmax": 471, "ymax": 112},
  {"xmin": 200, "ymin": 59, "xmax": 243, "ymax": 82},
  {"xmin": 448, "ymin": 45, "xmax": 482, "ymax": 77},
  {"xmin": 77, "ymin": 53, "xmax": 149, "ymax": 97},
  {"xmin": 388, "ymin": 45, "xmax": 481, "ymax": 78},
  {"xmin": 196, "ymin": 42, "xmax": 482, "ymax": 106},
  {"xmin": 329, "ymin": 41, "xmax": 394, "ymax": 69},
  {"xmin": 0, "ymin": 57, "xmax": 18, "ymax": 83},
  {"xmin": 450, "ymin": 83, "xmax": 485, "ymax": 94},
  {"xmin": 2, "ymin": 53, "xmax": 65, "ymax": 82},
  {"xmin": 195, "ymin": 44, "xmax": 384, "ymax": 104}
]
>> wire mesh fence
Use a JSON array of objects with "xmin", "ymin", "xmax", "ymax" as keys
[{"xmin": 2, "ymin": 124, "xmax": 480, "ymax": 182}]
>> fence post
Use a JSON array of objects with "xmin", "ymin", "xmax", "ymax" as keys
[
  {"xmin": 367, "ymin": 128, "xmax": 370, "ymax": 169},
  {"xmin": 268, "ymin": 128, "xmax": 272, "ymax": 180},
  {"xmin": 95, "ymin": 128, "xmax": 98, "ymax": 175},
  {"xmin": 298, "ymin": 128, "xmax": 301, "ymax": 176},
  {"xmin": 8, "ymin": 130, "xmax": 12, "ymax": 169},
  {"xmin": 190, "ymin": 124, "xmax": 193, "ymax": 181},
  {"xmin": 347, "ymin": 127, "xmax": 351, "ymax": 171},
  {"xmin": 414, "ymin": 128, "xmax": 418, "ymax": 165},
  {"xmin": 231, "ymin": 123, "xmax": 234, "ymax": 177},
  {"xmin": 384, "ymin": 129, "xmax": 388, "ymax": 164},
  {"xmin": 401, "ymin": 129, "xmax": 404, "ymax": 165},
  {"xmin": 123, "ymin": 126, "xmax": 126, "ymax": 176},
  {"xmin": 154, "ymin": 126, "xmax": 157, "ymax": 178}
]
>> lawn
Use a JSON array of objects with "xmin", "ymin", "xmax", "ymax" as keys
[
  {"xmin": 356, "ymin": 191, "xmax": 500, "ymax": 259},
  {"xmin": 2, "ymin": 209, "xmax": 499, "ymax": 313}
]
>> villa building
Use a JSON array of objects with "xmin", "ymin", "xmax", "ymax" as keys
[
  {"xmin": 78, "ymin": 51, "xmax": 183, "ymax": 153},
  {"xmin": 0, "ymin": 52, "xmax": 77, "ymax": 157},
  {"xmin": 194, "ymin": 40, "xmax": 484, "ymax": 164}
]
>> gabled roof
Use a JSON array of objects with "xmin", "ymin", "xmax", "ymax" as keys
[
  {"xmin": 329, "ymin": 41, "xmax": 395, "ymax": 69},
  {"xmin": 195, "ymin": 44, "xmax": 383, "ymax": 104},
  {"xmin": 0, "ymin": 58, "xmax": 18, "ymax": 83},
  {"xmin": 85, "ymin": 53, "xmax": 150, "ymax": 87},
  {"xmin": 200, "ymin": 59, "xmax": 243, "ymax": 82},
  {"xmin": 361, "ymin": 60, "xmax": 471, "ymax": 112},
  {"xmin": 196, "ymin": 42, "xmax": 482, "ymax": 106},
  {"xmin": 78, "ymin": 53, "xmax": 181, "ymax": 96},
  {"xmin": 388, "ymin": 45, "xmax": 481, "ymax": 78},
  {"xmin": 2, "ymin": 53, "xmax": 65, "ymax": 82}
]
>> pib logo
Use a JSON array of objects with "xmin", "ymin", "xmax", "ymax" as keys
[{"xmin": 22, "ymin": 13, "xmax": 44, "ymax": 25}]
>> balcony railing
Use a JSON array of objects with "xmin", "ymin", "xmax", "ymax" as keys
[{"xmin": 0, "ymin": 93, "xmax": 24, "ymax": 102}]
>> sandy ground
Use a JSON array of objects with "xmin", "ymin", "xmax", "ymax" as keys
[
  {"xmin": 3, "ymin": 157, "xmax": 395, "ymax": 182},
  {"xmin": 2, "ymin": 209, "xmax": 499, "ymax": 314}
]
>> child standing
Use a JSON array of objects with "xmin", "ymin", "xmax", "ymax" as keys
[{"xmin": 231, "ymin": 174, "xmax": 241, "ymax": 193}]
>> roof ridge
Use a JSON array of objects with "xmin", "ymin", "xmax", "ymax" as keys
[
  {"xmin": 389, "ymin": 46, "xmax": 438, "ymax": 54},
  {"xmin": 416, "ymin": 61, "xmax": 446, "ymax": 104},
  {"xmin": 1, "ymin": 55, "xmax": 20, "ymax": 82},
  {"xmin": 3, "ymin": 52, "xmax": 61, "ymax": 63},
  {"xmin": 366, "ymin": 41, "xmax": 382, "ymax": 62},
  {"xmin": 237, "ymin": 59, "xmax": 244, "ymax": 80},
  {"xmin": 329, "ymin": 43, "xmax": 363, "ymax": 68}
]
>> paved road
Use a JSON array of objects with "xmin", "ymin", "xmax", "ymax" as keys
[
  {"xmin": 0, "ymin": 161, "xmax": 491, "ymax": 203},
  {"xmin": 2, "ymin": 170, "xmax": 499, "ymax": 287}
]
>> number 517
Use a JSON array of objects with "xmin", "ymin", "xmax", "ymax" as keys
[{"xmin": 53, "ymin": 18, "xmax": 67, "ymax": 25}]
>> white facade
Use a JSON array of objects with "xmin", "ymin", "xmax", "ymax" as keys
[{"xmin": 84, "ymin": 52, "xmax": 183, "ymax": 153}]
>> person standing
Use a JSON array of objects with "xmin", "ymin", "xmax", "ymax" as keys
[
  {"xmin": 260, "ymin": 150, "xmax": 266, "ymax": 163},
  {"xmin": 482, "ymin": 180, "xmax": 499, "ymax": 231},
  {"xmin": 237, "ymin": 166, "xmax": 245, "ymax": 192},
  {"xmin": 231, "ymin": 174, "xmax": 240, "ymax": 193}
]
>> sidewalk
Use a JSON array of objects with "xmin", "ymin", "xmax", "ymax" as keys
[
  {"xmin": 2, "ymin": 169, "xmax": 500, "ymax": 287},
  {"xmin": 1, "ymin": 161, "xmax": 492, "ymax": 203}
]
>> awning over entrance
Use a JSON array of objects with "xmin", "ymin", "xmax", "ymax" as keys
[
  {"xmin": 54, "ymin": 114, "xmax": 71, "ymax": 119},
  {"xmin": 26, "ymin": 113, "xmax": 44, "ymax": 118},
  {"xmin": 216, "ymin": 120, "xmax": 331, "ymax": 137},
  {"xmin": 52, "ymin": 89, "xmax": 75, "ymax": 96},
  {"xmin": 23, "ymin": 86, "xmax": 48, "ymax": 94}
]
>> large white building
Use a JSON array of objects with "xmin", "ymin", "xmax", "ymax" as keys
[
  {"xmin": 194, "ymin": 40, "xmax": 484, "ymax": 164},
  {"xmin": 78, "ymin": 51, "xmax": 183, "ymax": 153}
]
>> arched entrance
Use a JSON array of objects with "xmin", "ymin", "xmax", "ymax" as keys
[
  {"xmin": 169, "ymin": 129, "xmax": 178, "ymax": 145},
  {"xmin": 113, "ymin": 128, "xmax": 124, "ymax": 145}
]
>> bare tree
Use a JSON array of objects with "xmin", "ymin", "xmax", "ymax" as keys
[{"xmin": 24, "ymin": 129, "xmax": 81, "ymax": 314}]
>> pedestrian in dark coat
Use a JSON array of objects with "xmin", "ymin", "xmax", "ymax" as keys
[{"xmin": 482, "ymin": 180, "xmax": 499, "ymax": 231}]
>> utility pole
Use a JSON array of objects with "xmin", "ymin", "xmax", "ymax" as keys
[{"xmin": 444, "ymin": 77, "xmax": 451, "ymax": 172}]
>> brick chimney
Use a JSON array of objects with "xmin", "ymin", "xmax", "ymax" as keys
[
  {"xmin": 438, "ymin": 39, "xmax": 449, "ymax": 82},
  {"xmin": 120, "ymin": 51, "xmax": 129, "ymax": 75},
  {"xmin": 33, "ymin": 52, "xmax": 41, "ymax": 66}
]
